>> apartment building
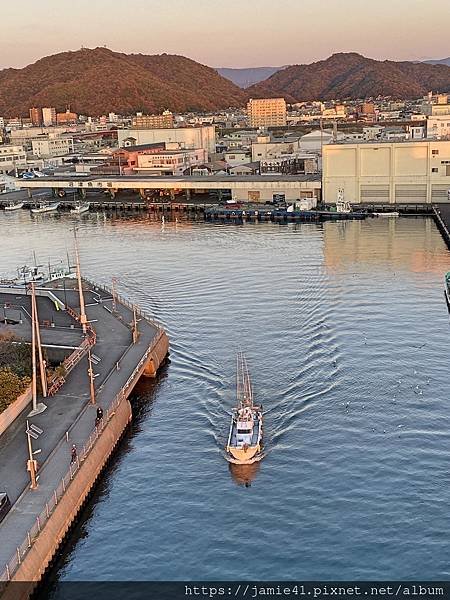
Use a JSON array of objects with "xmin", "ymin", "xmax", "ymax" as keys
[
  {"xmin": 427, "ymin": 115, "xmax": 450, "ymax": 139},
  {"xmin": 132, "ymin": 111, "xmax": 174, "ymax": 129},
  {"xmin": 118, "ymin": 125, "xmax": 216, "ymax": 156},
  {"xmin": 247, "ymin": 98, "xmax": 287, "ymax": 128},
  {"xmin": 323, "ymin": 140, "xmax": 450, "ymax": 204},
  {"xmin": 42, "ymin": 107, "xmax": 57, "ymax": 127},
  {"xmin": 0, "ymin": 144, "xmax": 27, "ymax": 174}
]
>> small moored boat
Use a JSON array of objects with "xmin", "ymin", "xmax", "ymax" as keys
[
  {"xmin": 5, "ymin": 201, "xmax": 24, "ymax": 211},
  {"xmin": 373, "ymin": 212, "xmax": 400, "ymax": 218},
  {"xmin": 70, "ymin": 202, "xmax": 90, "ymax": 215},
  {"xmin": 30, "ymin": 201, "xmax": 60, "ymax": 214},
  {"xmin": 226, "ymin": 353, "xmax": 263, "ymax": 464}
]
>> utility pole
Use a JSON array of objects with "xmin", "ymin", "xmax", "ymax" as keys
[
  {"xmin": 132, "ymin": 305, "xmax": 139, "ymax": 344},
  {"xmin": 87, "ymin": 348, "xmax": 96, "ymax": 405},
  {"xmin": 74, "ymin": 228, "xmax": 87, "ymax": 334},
  {"xmin": 111, "ymin": 277, "xmax": 117, "ymax": 314},
  {"xmin": 29, "ymin": 283, "xmax": 47, "ymax": 416},
  {"xmin": 26, "ymin": 421, "xmax": 43, "ymax": 490},
  {"xmin": 32, "ymin": 283, "xmax": 47, "ymax": 397}
]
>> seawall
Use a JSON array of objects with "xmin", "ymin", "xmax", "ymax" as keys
[{"xmin": 0, "ymin": 328, "xmax": 169, "ymax": 599}]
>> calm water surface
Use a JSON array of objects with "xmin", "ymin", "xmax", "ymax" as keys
[{"xmin": 1, "ymin": 211, "xmax": 449, "ymax": 581}]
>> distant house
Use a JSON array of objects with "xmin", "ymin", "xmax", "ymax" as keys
[{"xmin": 229, "ymin": 162, "xmax": 260, "ymax": 176}]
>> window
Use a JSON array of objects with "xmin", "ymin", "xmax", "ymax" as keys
[
  {"xmin": 432, "ymin": 149, "xmax": 439, "ymax": 155},
  {"xmin": 432, "ymin": 168, "xmax": 438, "ymax": 173}
]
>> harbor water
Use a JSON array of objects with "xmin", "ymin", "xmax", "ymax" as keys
[{"xmin": 1, "ymin": 211, "xmax": 450, "ymax": 582}]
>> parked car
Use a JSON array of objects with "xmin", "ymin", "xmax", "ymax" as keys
[{"xmin": 0, "ymin": 492, "xmax": 11, "ymax": 523}]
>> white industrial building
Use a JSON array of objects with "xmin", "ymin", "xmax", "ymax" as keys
[
  {"xmin": 0, "ymin": 144, "xmax": 27, "ymax": 175},
  {"xmin": 31, "ymin": 137, "xmax": 74, "ymax": 158},
  {"xmin": 118, "ymin": 125, "xmax": 216, "ymax": 157},
  {"xmin": 323, "ymin": 140, "xmax": 450, "ymax": 204}
]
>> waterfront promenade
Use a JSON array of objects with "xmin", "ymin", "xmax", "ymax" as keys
[{"xmin": 0, "ymin": 279, "xmax": 168, "ymax": 591}]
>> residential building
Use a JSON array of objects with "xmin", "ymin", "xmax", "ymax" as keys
[
  {"xmin": 132, "ymin": 111, "xmax": 174, "ymax": 129},
  {"xmin": 29, "ymin": 107, "xmax": 43, "ymax": 127},
  {"xmin": 251, "ymin": 134, "xmax": 301, "ymax": 161},
  {"xmin": 299, "ymin": 130, "xmax": 334, "ymax": 153},
  {"xmin": 42, "ymin": 107, "xmax": 57, "ymax": 127},
  {"xmin": 260, "ymin": 155, "xmax": 318, "ymax": 175},
  {"xmin": 31, "ymin": 137, "xmax": 74, "ymax": 158},
  {"xmin": 422, "ymin": 103, "xmax": 450, "ymax": 117},
  {"xmin": 247, "ymin": 98, "xmax": 287, "ymax": 128},
  {"xmin": 0, "ymin": 144, "xmax": 27, "ymax": 174},
  {"xmin": 224, "ymin": 149, "xmax": 251, "ymax": 167},
  {"xmin": 0, "ymin": 117, "xmax": 4, "ymax": 129},
  {"xmin": 427, "ymin": 115, "xmax": 450, "ymax": 139},
  {"xmin": 118, "ymin": 125, "xmax": 216, "ymax": 157},
  {"xmin": 323, "ymin": 140, "xmax": 450, "ymax": 204}
]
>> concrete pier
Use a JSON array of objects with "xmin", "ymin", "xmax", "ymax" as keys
[{"xmin": 0, "ymin": 278, "xmax": 169, "ymax": 598}]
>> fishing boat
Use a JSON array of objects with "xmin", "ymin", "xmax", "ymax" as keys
[
  {"xmin": 30, "ymin": 201, "xmax": 60, "ymax": 214},
  {"xmin": 226, "ymin": 353, "xmax": 263, "ymax": 464},
  {"xmin": 70, "ymin": 202, "xmax": 90, "ymax": 215},
  {"xmin": 373, "ymin": 212, "xmax": 400, "ymax": 218},
  {"xmin": 4, "ymin": 201, "xmax": 24, "ymax": 211},
  {"xmin": 445, "ymin": 272, "xmax": 450, "ymax": 306}
]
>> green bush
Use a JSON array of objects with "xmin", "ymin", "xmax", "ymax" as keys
[{"xmin": 0, "ymin": 368, "xmax": 30, "ymax": 413}]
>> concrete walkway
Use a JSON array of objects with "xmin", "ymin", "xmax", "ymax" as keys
[{"xmin": 0, "ymin": 281, "xmax": 159, "ymax": 569}]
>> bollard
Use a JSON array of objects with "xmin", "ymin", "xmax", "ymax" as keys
[
  {"xmin": 27, "ymin": 532, "xmax": 31, "ymax": 548},
  {"xmin": 5, "ymin": 564, "xmax": 10, "ymax": 581},
  {"xmin": 16, "ymin": 548, "xmax": 21, "ymax": 565},
  {"xmin": 36, "ymin": 516, "xmax": 41, "ymax": 532},
  {"xmin": 54, "ymin": 490, "xmax": 58, "ymax": 505},
  {"xmin": 66, "ymin": 431, "xmax": 69, "ymax": 443},
  {"xmin": 46, "ymin": 503, "xmax": 49, "ymax": 518}
]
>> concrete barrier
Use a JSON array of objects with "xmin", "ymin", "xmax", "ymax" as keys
[
  {"xmin": 1, "ymin": 395, "xmax": 132, "ymax": 600},
  {"xmin": 0, "ymin": 387, "xmax": 32, "ymax": 437}
]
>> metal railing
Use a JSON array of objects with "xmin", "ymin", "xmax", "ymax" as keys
[{"xmin": 0, "ymin": 325, "xmax": 164, "ymax": 584}]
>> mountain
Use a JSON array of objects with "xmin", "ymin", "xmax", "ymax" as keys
[
  {"xmin": 425, "ymin": 57, "xmax": 450, "ymax": 66},
  {"xmin": 248, "ymin": 53, "xmax": 450, "ymax": 102},
  {"xmin": 0, "ymin": 47, "xmax": 248, "ymax": 116},
  {"xmin": 217, "ymin": 66, "xmax": 285, "ymax": 88}
]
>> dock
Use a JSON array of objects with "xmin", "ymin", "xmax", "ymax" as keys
[
  {"xmin": 432, "ymin": 204, "xmax": 450, "ymax": 248},
  {"xmin": 0, "ymin": 277, "xmax": 169, "ymax": 598}
]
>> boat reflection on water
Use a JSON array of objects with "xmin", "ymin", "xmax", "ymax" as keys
[{"xmin": 228, "ymin": 459, "xmax": 261, "ymax": 488}]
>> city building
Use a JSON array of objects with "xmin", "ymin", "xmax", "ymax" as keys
[
  {"xmin": 118, "ymin": 125, "xmax": 216, "ymax": 157},
  {"xmin": 323, "ymin": 140, "xmax": 450, "ymax": 204},
  {"xmin": 134, "ymin": 148, "xmax": 207, "ymax": 176},
  {"xmin": 42, "ymin": 107, "xmax": 57, "ymax": 127},
  {"xmin": 247, "ymin": 98, "xmax": 287, "ymax": 128},
  {"xmin": 251, "ymin": 134, "xmax": 301, "ymax": 161},
  {"xmin": 427, "ymin": 115, "xmax": 450, "ymax": 139},
  {"xmin": 0, "ymin": 144, "xmax": 27, "ymax": 175},
  {"xmin": 132, "ymin": 111, "xmax": 174, "ymax": 129},
  {"xmin": 56, "ymin": 110, "xmax": 78, "ymax": 125},
  {"xmin": 224, "ymin": 149, "xmax": 251, "ymax": 166},
  {"xmin": 31, "ymin": 137, "xmax": 74, "ymax": 158},
  {"xmin": 29, "ymin": 107, "xmax": 43, "ymax": 127}
]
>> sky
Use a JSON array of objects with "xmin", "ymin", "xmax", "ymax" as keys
[{"xmin": 1, "ymin": 0, "xmax": 449, "ymax": 70}]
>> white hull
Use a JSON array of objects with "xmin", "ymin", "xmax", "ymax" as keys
[
  {"xmin": 70, "ymin": 203, "xmax": 90, "ymax": 215},
  {"xmin": 5, "ymin": 202, "xmax": 24, "ymax": 211},
  {"xmin": 373, "ymin": 212, "xmax": 399, "ymax": 218},
  {"xmin": 31, "ymin": 202, "xmax": 60, "ymax": 214}
]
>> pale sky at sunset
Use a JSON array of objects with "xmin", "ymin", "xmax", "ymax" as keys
[{"xmin": 1, "ymin": 0, "xmax": 449, "ymax": 70}]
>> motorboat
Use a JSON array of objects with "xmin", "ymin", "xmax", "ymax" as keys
[
  {"xmin": 226, "ymin": 353, "xmax": 263, "ymax": 464},
  {"xmin": 70, "ymin": 202, "xmax": 90, "ymax": 215},
  {"xmin": 373, "ymin": 212, "xmax": 400, "ymax": 218},
  {"xmin": 30, "ymin": 201, "xmax": 60, "ymax": 214},
  {"xmin": 4, "ymin": 201, "xmax": 24, "ymax": 211}
]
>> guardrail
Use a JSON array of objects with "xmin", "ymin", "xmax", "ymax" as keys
[
  {"xmin": 47, "ymin": 306, "xmax": 96, "ymax": 397},
  {"xmin": 0, "ymin": 325, "xmax": 164, "ymax": 584}
]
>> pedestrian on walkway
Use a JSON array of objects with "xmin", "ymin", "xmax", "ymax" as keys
[
  {"xmin": 70, "ymin": 444, "xmax": 77, "ymax": 464},
  {"xmin": 96, "ymin": 406, "xmax": 103, "ymax": 420}
]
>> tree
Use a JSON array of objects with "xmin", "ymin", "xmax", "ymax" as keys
[{"xmin": 0, "ymin": 368, "xmax": 30, "ymax": 413}]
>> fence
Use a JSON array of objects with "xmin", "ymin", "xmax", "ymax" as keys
[{"xmin": 0, "ymin": 325, "xmax": 164, "ymax": 584}]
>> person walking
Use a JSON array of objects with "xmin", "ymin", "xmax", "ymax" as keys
[{"xmin": 70, "ymin": 444, "xmax": 77, "ymax": 464}]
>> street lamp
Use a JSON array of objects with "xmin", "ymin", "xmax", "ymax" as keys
[{"xmin": 25, "ymin": 421, "xmax": 43, "ymax": 489}]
